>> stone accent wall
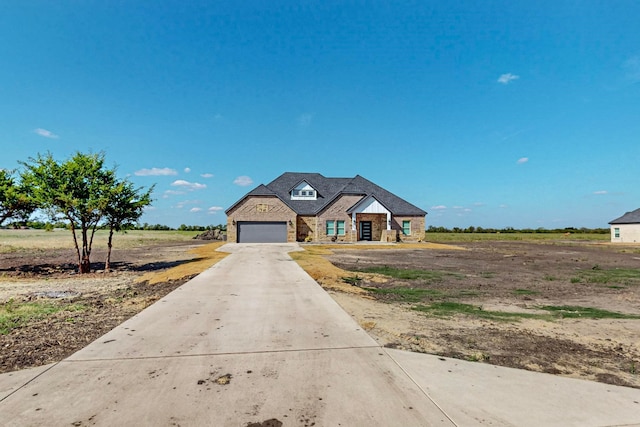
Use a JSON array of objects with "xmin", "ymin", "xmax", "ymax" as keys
[
  {"xmin": 357, "ymin": 213, "xmax": 386, "ymax": 241},
  {"xmin": 391, "ymin": 216, "xmax": 426, "ymax": 242},
  {"xmin": 226, "ymin": 196, "xmax": 297, "ymax": 242},
  {"xmin": 317, "ymin": 195, "xmax": 363, "ymax": 242},
  {"xmin": 296, "ymin": 216, "xmax": 316, "ymax": 242}
]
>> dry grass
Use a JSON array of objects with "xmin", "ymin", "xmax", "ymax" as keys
[
  {"xmin": 290, "ymin": 242, "xmax": 463, "ymax": 293},
  {"xmin": 0, "ymin": 229, "xmax": 200, "ymax": 252},
  {"xmin": 136, "ymin": 241, "xmax": 229, "ymax": 285}
]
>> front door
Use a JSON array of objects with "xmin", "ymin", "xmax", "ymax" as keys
[{"xmin": 359, "ymin": 221, "xmax": 372, "ymax": 241}]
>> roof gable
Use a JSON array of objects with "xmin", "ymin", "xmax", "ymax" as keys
[{"xmin": 228, "ymin": 172, "xmax": 427, "ymax": 216}]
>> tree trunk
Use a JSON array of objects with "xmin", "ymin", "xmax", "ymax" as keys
[
  {"xmin": 69, "ymin": 221, "xmax": 83, "ymax": 273},
  {"xmin": 80, "ymin": 226, "xmax": 91, "ymax": 273},
  {"xmin": 105, "ymin": 227, "xmax": 114, "ymax": 272}
]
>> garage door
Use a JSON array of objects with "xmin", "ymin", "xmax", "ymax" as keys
[{"xmin": 237, "ymin": 221, "xmax": 287, "ymax": 243}]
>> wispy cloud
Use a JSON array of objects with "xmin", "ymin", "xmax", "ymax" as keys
[
  {"xmin": 233, "ymin": 176, "xmax": 253, "ymax": 186},
  {"xmin": 184, "ymin": 167, "xmax": 191, "ymax": 173},
  {"xmin": 190, "ymin": 207, "xmax": 202, "ymax": 213},
  {"xmin": 162, "ymin": 189, "xmax": 185, "ymax": 199},
  {"xmin": 498, "ymin": 73, "xmax": 519, "ymax": 84},
  {"xmin": 135, "ymin": 167, "xmax": 178, "ymax": 176},
  {"xmin": 171, "ymin": 180, "xmax": 207, "ymax": 191},
  {"xmin": 593, "ymin": 190, "xmax": 608, "ymax": 195},
  {"xmin": 175, "ymin": 200, "xmax": 201, "ymax": 209},
  {"xmin": 297, "ymin": 113, "xmax": 313, "ymax": 127},
  {"xmin": 33, "ymin": 128, "xmax": 59, "ymax": 139},
  {"xmin": 623, "ymin": 55, "xmax": 640, "ymax": 83},
  {"xmin": 431, "ymin": 205, "xmax": 447, "ymax": 210},
  {"xmin": 208, "ymin": 206, "xmax": 223, "ymax": 214},
  {"xmin": 201, "ymin": 173, "xmax": 214, "ymax": 178},
  {"xmin": 516, "ymin": 157, "xmax": 529, "ymax": 164}
]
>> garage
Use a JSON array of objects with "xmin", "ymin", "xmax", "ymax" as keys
[{"xmin": 236, "ymin": 221, "xmax": 288, "ymax": 243}]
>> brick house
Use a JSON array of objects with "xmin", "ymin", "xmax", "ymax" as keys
[
  {"xmin": 609, "ymin": 208, "xmax": 640, "ymax": 243},
  {"xmin": 226, "ymin": 172, "xmax": 427, "ymax": 243}
]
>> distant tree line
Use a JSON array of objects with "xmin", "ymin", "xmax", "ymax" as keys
[
  {"xmin": 1, "ymin": 151, "xmax": 153, "ymax": 273},
  {"xmin": 4, "ymin": 221, "xmax": 227, "ymax": 233},
  {"xmin": 426, "ymin": 226, "xmax": 610, "ymax": 234}
]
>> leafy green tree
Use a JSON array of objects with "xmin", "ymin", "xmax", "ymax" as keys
[
  {"xmin": 21, "ymin": 152, "xmax": 116, "ymax": 273},
  {"xmin": 103, "ymin": 179, "xmax": 154, "ymax": 271},
  {"xmin": 0, "ymin": 169, "xmax": 36, "ymax": 226}
]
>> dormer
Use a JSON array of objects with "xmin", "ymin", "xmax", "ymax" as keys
[{"xmin": 291, "ymin": 181, "xmax": 317, "ymax": 200}]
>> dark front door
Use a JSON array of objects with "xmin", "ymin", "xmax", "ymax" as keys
[{"xmin": 360, "ymin": 221, "xmax": 372, "ymax": 241}]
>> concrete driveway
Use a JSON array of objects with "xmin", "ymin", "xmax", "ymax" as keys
[{"xmin": 1, "ymin": 243, "xmax": 639, "ymax": 426}]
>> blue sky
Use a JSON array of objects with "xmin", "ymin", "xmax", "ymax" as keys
[{"xmin": 1, "ymin": 1, "xmax": 639, "ymax": 229}]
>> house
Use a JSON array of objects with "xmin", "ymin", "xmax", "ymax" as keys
[
  {"xmin": 226, "ymin": 172, "xmax": 427, "ymax": 243},
  {"xmin": 609, "ymin": 208, "xmax": 640, "ymax": 243}
]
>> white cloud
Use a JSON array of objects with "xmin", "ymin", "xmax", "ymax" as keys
[
  {"xmin": 201, "ymin": 173, "xmax": 214, "ymax": 178},
  {"xmin": 171, "ymin": 180, "xmax": 207, "ymax": 191},
  {"xmin": 135, "ymin": 167, "xmax": 178, "ymax": 176},
  {"xmin": 431, "ymin": 205, "xmax": 447, "ymax": 210},
  {"xmin": 297, "ymin": 113, "xmax": 313, "ymax": 127},
  {"xmin": 499, "ymin": 204, "xmax": 508, "ymax": 208},
  {"xmin": 517, "ymin": 157, "xmax": 529, "ymax": 164},
  {"xmin": 498, "ymin": 73, "xmax": 520, "ymax": 84},
  {"xmin": 233, "ymin": 175, "xmax": 253, "ymax": 186},
  {"xmin": 208, "ymin": 206, "xmax": 224, "ymax": 214},
  {"xmin": 33, "ymin": 128, "xmax": 59, "ymax": 139},
  {"xmin": 190, "ymin": 207, "xmax": 202, "ymax": 213},
  {"xmin": 184, "ymin": 167, "xmax": 191, "ymax": 173},
  {"xmin": 473, "ymin": 202, "xmax": 485, "ymax": 207},
  {"xmin": 593, "ymin": 190, "xmax": 608, "ymax": 195}
]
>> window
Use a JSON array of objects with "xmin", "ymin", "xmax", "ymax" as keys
[
  {"xmin": 402, "ymin": 220, "xmax": 411, "ymax": 235},
  {"xmin": 291, "ymin": 188, "xmax": 316, "ymax": 199},
  {"xmin": 614, "ymin": 228, "xmax": 620, "ymax": 238},
  {"xmin": 326, "ymin": 220, "xmax": 335, "ymax": 235},
  {"xmin": 337, "ymin": 220, "xmax": 345, "ymax": 235}
]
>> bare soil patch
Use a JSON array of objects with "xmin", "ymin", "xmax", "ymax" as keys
[
  {"xmin": 0, "ymin": 241, "xmax": 209, "ymax": 373},
  {"xmin": 325, "ymin": 241, "xmax": 640, "ymax": 388}
]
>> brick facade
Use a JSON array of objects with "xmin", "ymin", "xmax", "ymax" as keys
[
  {"xmin": 227, "ymin": 195, "xmax": 426, "ymax": 243},
  {"xmin": 316, "ymin": 195, "xmax": 362, "ymax": 242},
  {"xmin": 391, "ymin": 216, "xmax": 426, "ymax": 242},
  {"xmin": 226, "ymin": 196, "xmax": 297, "ymax": 242}
]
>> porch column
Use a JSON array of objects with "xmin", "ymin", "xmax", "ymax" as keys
[{"xmin": 386, "ymin": 212, "xmax": 391, "ymax": 230}]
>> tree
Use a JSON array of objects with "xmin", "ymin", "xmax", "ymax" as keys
[
  {"xmin": 0, "ymin": 169, "xmax": 36, "ymax": 226},
  {"xmin": 21, "ymin": 152, "xmax": 116, "ymax": 273},
  {"xmin": 103, "ymin": 179, "xmax": 154, "ymax": 271}
]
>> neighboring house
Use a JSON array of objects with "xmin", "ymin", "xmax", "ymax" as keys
[
  {"xmin": 609, "ymin": 208, "xmax": 640, "ymax": 243},
  {"xmin": 226, "ymin": 172, "xmax": 427, "ymax": 243}
]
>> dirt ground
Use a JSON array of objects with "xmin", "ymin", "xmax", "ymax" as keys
[
  {"xmin": 0, "ymin": 242, "xmax": 205, "ymax": 373},
  {"xmin": 326, "ymin": 241, "xmax": 640, "ymax": 389},
  {"xmin": 2, "ymin": 239, "xmax": 639, "ymax": 391}
]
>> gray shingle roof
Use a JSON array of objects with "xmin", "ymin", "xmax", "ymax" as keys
[
  {"xmin": 226, "ymin": 172, "xmax": 427, "ymax": 216},
  {"xmin": 609, "ymin": 208, "xmax": 640, "ymax": 224}
]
